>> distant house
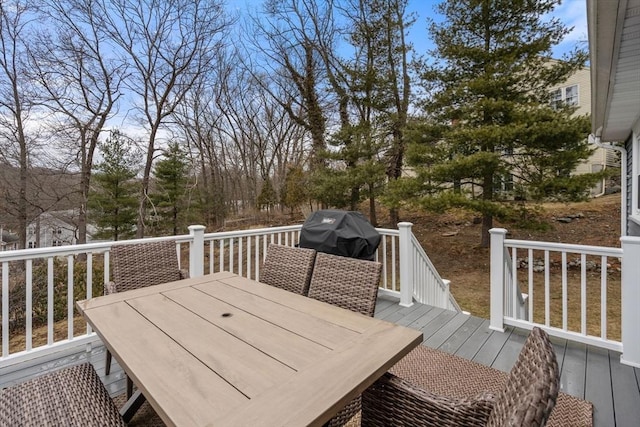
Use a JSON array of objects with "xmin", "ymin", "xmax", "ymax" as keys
[
  {"xmin": 26, "ymin": 210, "xmax": 96, "ymax": 248},
  {"xmin": 549, "ymin": 65, "xmax": 619, "ymax": 196},
  {"xmin": 0, "ymin": 229, "xmax": 19, "ymax": 251}
]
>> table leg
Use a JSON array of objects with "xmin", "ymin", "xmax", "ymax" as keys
[{"xmin": 119, "ymin": 390, "xmax": 146, "ymax": 423}]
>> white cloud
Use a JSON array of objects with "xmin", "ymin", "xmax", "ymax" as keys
[{"xmin": 550, "ymin": 0, "xmax": 589, "ymax": 56}]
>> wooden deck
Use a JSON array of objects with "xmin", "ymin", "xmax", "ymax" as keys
[{"xmin": 2, "ymin": 295, "xmax": 639, "ymax": 426}]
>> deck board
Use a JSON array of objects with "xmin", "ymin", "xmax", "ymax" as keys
[
  {"xmin": 437, "ymin": 315, "xmax": 485, "ymax": 354},
  {"xmin": 472, "ymin": 325, "xmax": 514, "ymax": 369},
  {"xmin": 561, "ymin": 339, "xmax": 588, "ymax": 397},
  {"xmin": 586, "ymin": 346, "xmax": 615, "ymax": 426},
  {"xmin": 491, "ymin": 328, "xmax": 527, "ymax": 372},
  {"xmin": 1, "ymin": 294, "xmax": 638, "ymax": 426},
  {"xmin": 454, "ymin": 318, "xmax": 492, "ymax": 359},
  {"xmin": 423, "ymin": 311, "xmax": 470, "ymax": 349},
  {"xmin": 610, "ymin": 354, "xmax": 640, "ymax": 427}
]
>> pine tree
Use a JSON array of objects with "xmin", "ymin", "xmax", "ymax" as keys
[
  {"xmin": 281, "ymin": 165, "xmax": 309, "ymax": 218},
  {"xmin": 256, "ymin": 178, "xmax": 278, "ymax": 217},
  {"xmin": 150, "ymin": 142, "xmax": 190, "ymax": 236},
  {"xmin": 393, "ymin": 0, "xmax": 596, "ymax": 246},
  {"xmin": 88, "ymin": 130, "xmax": 139, "ymax": 241}
]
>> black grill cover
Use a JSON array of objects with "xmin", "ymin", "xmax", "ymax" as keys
[{"xmin": 299, "ymin": 210, "xmax": 381, "ymax": 260}]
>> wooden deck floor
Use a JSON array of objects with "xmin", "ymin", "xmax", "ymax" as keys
[{"xmin": 2, "ymin": 295, "xmax": 639, "ymax": 426}]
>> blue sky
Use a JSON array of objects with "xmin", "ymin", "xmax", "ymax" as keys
[
  {"xmin": 237, "ymin": 0, "xmax": 588, "ymax": 59},
  {"xmin": 405, "ymin": 0, "xmax": 588, "ymax": 59}
]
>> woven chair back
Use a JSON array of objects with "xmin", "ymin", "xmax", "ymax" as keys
[
  {"xmin": 487, "ymin": 327, "xmax": 560, "ymax": 426},
  {"xmin": 308, "ymin": 252, "xmax": 382, "ymax": 317},
  {"xmin": 110, "ymin": 241, "xmax": 183, "ymax": 293},
  {"xmin": 0, "ymin": 363, "xmax": 125, "ymax": 426},
  {"xmin": 259, "ymin": 244, "xmax": 317, "ymax": 295}
]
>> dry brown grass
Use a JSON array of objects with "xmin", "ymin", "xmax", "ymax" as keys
[{"xmin": 399, "ymin": 194, "xmax": 623, "ymax": 340}]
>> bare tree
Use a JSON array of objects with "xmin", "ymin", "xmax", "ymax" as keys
[
  {"xmin": 95, "ymin": 0, "xmax": 234, "ymax": 237},
  {"xmin": 28, "ymin": 0, "xmax": 126, "ymax": 244},
  {"xmin": 0, "ymin": 0, "xmax": 38, "ymax": 248},
  {"xmin": 175, "ymin": 46, "xmax": 310, "ymax": 225},
  {"xmin": 175, "ymin": 76, "xmax": 228, "ymax": 227},
  {"xmin": 248, "ymin": 0, "xmax": 337, "ymax": 174},
  {"xmin": 341, "ymin": 0, "xmax": 413, "ymax": 225},
  {"xmin": 382, "ymin": 0, "xmax": 412, "ymax": 225}
]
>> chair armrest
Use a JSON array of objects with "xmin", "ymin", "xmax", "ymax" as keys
[
  {"xmin": 362, "ymin": 372, "xmax": 495, "ymax": 426},
  {"xmin": 104, "ymin": 281, "xmax": 117, "ymax": 295},
  {"xmin": 179, "ymin": 269, "xmax": 189, "ymax": 279}
]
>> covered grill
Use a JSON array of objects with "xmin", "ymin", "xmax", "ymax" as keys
[{"xmin": 299, "ymin": 210, "xmax": 381, "ymax": 260}]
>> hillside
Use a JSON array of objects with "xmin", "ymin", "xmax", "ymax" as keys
[{"xmin": 401, "ymin": 194, "xmax": 621, "ymax": 318}]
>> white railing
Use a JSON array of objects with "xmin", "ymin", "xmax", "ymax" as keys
[
  {"xmin": 0, "ymin": 222, "xmax": 455, "ymax": 367},
  {"xmin": 490, "ymin": 228, "xmax": 640, "ymax": 367},
  {"xmin": 196, "ymin": 223, "xmax": 455, "ymax": 309},
  {"xmin": 396, "ymin": 223, "xmax": 459, "ymax": 311},
  {"xmin": 503, "ymin": 248, "xmax": 528, "ymax": 320}
]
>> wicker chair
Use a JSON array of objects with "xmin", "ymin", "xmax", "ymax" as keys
[
  {"xmin": 0, "ymin": 363, "xmax": 126, "ymax": 426},
  {"xmin": 307, "ymin": 252, "xmax": 382, "ymax": 427},
  {"xmin": 259, "ymin": 244, "xmax": 317, "ymax": 295},
  {"xmin": 307, "ymin": 252, "xmax": 382, "ymax": 317},
  {"xmin": 362, "ymin": 327, "xmax": 560, "ymax": 426},
  {"xmin": 105, "ymin": 241, "xmax": 188, "ymax": 397}
]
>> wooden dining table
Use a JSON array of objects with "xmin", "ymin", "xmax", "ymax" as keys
[{"xmin": 77, "ymin": 271, "xmax": 423, "ymax": 427}]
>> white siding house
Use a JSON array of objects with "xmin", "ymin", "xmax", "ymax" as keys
[
  {"xmin": 0, "ymin": 229, "xmax": 18, "ymax": 251},
  {"xmin": 549, "ymin": 65, "xmax": 619, "ymax": 196},
  {"xmin": 26, "ymin": 210, "xmax": 96, "ymax": 248}
]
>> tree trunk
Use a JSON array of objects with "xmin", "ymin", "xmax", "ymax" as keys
[
  {"xmin": 369, "ymin": 189, "xmax": 378, "ymax": 227},
  {"xmin": 136, "ymin": 125, "xmax": 159, "ymax": 238},
  {"xmin": 480, "ymin": 173, "xmax": 494, "ymax": 248}
]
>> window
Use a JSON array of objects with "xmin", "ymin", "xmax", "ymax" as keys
[
  {"xmin": 550, "ymin": 85, "xmax": 579, "ymax": 109},
  {"xmin": 494, "ymin": 173, "xmax": 514, "ymax": 194},
  {"xmin": 565, "ymin": 85, "xmax": 578, "ymax": 106},
  {"xmin": 550, "ymin": 88, "xmax": 562, "ymax": 109}
]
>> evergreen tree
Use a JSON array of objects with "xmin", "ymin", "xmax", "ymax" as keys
[
  {"xmin": 256, "ymin": 178, "xmax": 278, "ymax": 217},
  {"xmin": 88, "ymin": 130, "xmax": 139, "ymax": 241},
  {"xmin": 150, "ymin": 142, "xmax": 190, "ymax": 236},
  {"xmin": 312, "ymin": 123, "xmax": 387, "ymax": 222},
  {"xmin": 391, "ymin": 0, "xmax": 595, "ymax": 246},
  {"xmin": 281, "ymin": 165, "xmax": 309, "ymax": 217}
]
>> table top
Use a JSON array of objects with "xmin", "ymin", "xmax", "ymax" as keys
[{"xmin": 77, "ymin": 271, "xmax": 423, "ymax": 427}]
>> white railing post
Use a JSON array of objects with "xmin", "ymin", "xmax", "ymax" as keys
[
  {"xmin": 189, "ymin": 225, "xmax": 206, "ymax": 278},
  {"xmin": 620, "ymin": 236, "xmax": 640, "ymax": 367},
  {"xmin": 442, "ymin": 279, "xmax": 451, "ymax": 309},
  {"xmin": 398, "ymin": 222, "xmax": 414, "ymax": 307},
  {"xmin": 489, "ymin": 228, "xmax": 507, "ymax": 332}
]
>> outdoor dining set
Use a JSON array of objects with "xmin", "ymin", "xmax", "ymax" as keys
[{"xmin": 0, "ymin": 239, "xmax": 564, "ymax": 426}]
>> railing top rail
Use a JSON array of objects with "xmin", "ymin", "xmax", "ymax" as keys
[
  {"xmin": 203, "ymin": 225, "xmax": 303, "ymax": 240},
  {"xmin": 375, "ymin": 228, "xmax": 400, "ymax": 236},
  {"xmin": 0, "ymin": 235, "xmax": 190, "ymax": 262},
  {"xmin": 504, "ymin": 238, "xmax": 623, "ymax": 257},
  {"xmin": 0, "ymin": 224, "xmax": 403, "ymax": 262},
  {"xmin": 202, "ymin": 225, "xmax": 399, "ymax": 240}
]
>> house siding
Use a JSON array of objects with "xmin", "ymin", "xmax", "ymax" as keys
[
  {"xmin": 550, "ymin": 66, "xmax": 613, "ymax": 196},
  {"xmin": 26, "ymin": 210, "xmax": 96, "ymax": 248},
  {"xmin": 625, "ymin": 135, "xmax": 637, "ymax": 236}
]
